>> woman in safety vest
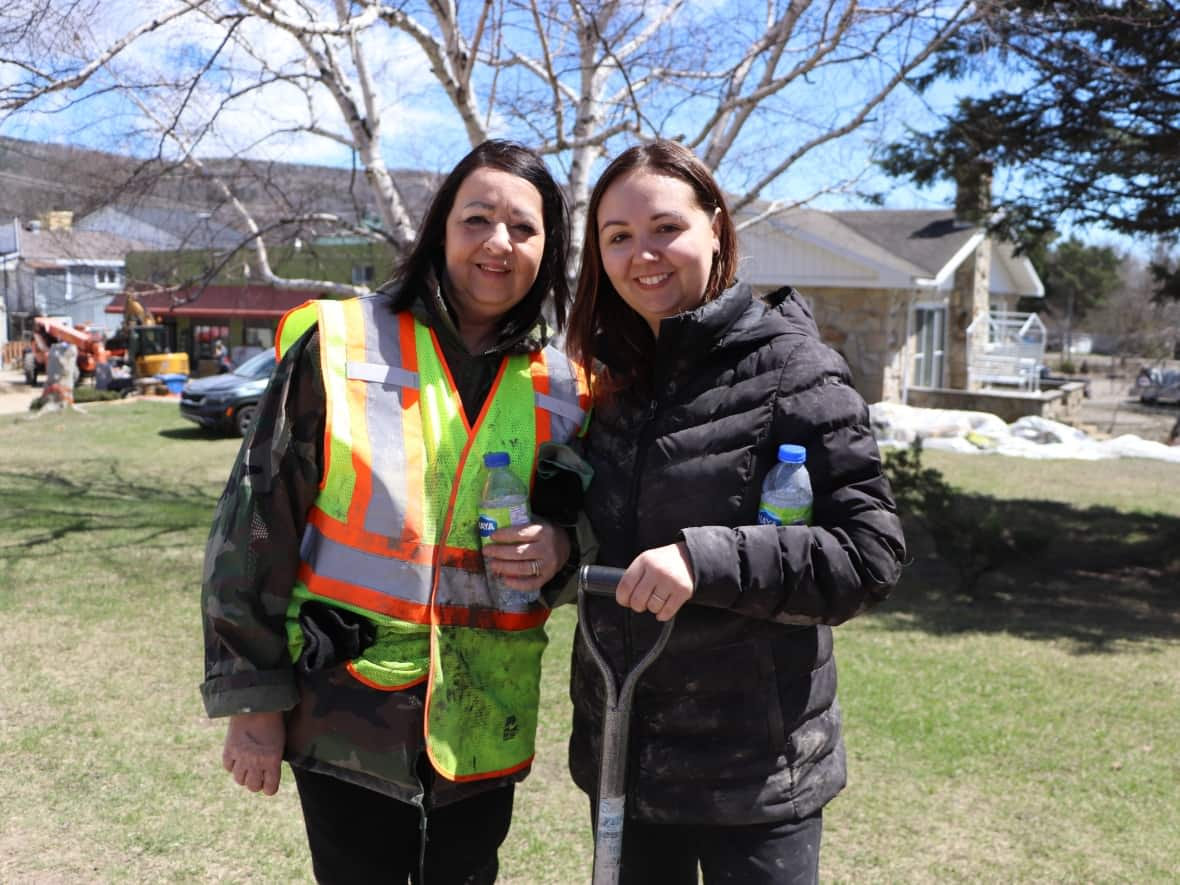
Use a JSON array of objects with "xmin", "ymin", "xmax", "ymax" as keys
[
  {"xmin": 564, "ymin": 140, "xmax": 906, "ymax": 882},
  {"xmin": 201, "ymin": 140, "xmax": 592, "ymax": 884}
]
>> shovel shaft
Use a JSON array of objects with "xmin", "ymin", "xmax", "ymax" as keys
[{"xmin": 577, "ymin": 565, "xmax": 676, "ymax": 885}]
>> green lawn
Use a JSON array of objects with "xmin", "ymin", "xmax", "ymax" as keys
[{"xmin": 1, "ymin": 402, "xmax": 1177, "ymax": 883}]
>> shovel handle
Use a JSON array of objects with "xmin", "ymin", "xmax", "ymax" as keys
[
  {"xmin": 579, "ymin": 564, "xmax": 626, "ymax": 597},
  {"xmin": 576, "ymin": 563, "xmax": 676, "ymax": 885}
]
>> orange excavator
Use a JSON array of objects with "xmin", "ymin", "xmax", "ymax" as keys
[
  {"xmin": 22, "ymin": 293, "xmax": 189, "ymax": 386},
  {"xmin": 22, "ymin": 316, "xmax": 110, "ymax": 385}
]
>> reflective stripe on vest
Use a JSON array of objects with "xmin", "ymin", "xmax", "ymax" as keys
[{"xmin": 280, "ymin": 293, "xmax": 588, "ymax": 782}]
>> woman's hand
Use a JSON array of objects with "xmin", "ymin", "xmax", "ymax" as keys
[
  {"xmin": 483, "ymin": 516, "xmax": 571, "ymax": 589},
  {"xmin": 617, "ymin": 542, "xmax": 694, "ymax": 621},
  {"xmin": 223, "ymin": 711, "xmax": 285, "ymax": 796}
]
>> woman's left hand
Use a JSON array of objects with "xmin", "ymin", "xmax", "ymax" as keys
[
  {"xmin": 483, "ymin": 516, "xmax": 571, "ymax": 589},
  {"xmin": 617, "ymin": 542, "xmax": 694, "ymax": 621}
]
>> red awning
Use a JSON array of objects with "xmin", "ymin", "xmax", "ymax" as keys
[{"xmin": 106, "ymin": 285, "xmax": 322, "ymax": 319}]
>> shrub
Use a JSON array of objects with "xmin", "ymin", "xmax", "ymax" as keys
[
  {"xmin": 884, "ymin": 439, "xmax": 1046, "ymax": 598},
  {"xmin": 74, "ymin": 387, "xmax": 123, "ymax": 404}
]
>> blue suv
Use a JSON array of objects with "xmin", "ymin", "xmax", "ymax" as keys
[{"xmin": 180, "ymin": 349, "xmax": 277, "ymax": 436}]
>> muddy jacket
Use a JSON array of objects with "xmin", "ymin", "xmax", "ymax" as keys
[
  {"xmin": 201, "ymin": 279, "xmax": 590, "ymax": 807},
  {"xmin": 569, "ymin": 282, "xmax": 906, "ymax": 825}
]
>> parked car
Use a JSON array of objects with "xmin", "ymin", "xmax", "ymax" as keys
[
  {"xmin": 1134, "ymin": 367, "xmax": 1180, "ymax": 405},
  {"xmin": 180, "ymin": 348, "xmax": 276, "ymax": 436}
]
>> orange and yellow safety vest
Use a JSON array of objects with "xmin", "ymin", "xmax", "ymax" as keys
[{"xmin": 276, "ymin": 293, "xmax": 588, "ymax": 781}]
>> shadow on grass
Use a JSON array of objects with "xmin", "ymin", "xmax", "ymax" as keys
[
  {"xmin": 0, "ymin": 464, "xmax": 220, "ymax": 557},
  {"xmin": 157, "ymin": 426, "xmax": 230, "ymax": 441},
  {"xmin": 880, "ymin": 494, "xmax": 1180, "ymax": 653}
]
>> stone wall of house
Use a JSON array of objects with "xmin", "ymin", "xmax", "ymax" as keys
[
  {"xmin": 792, "ymin": 285, "xmax": 911, "ymax": 403},
  {"xmin": 948, "ymin": 238, "xmax": 991, "ymax": 390}
]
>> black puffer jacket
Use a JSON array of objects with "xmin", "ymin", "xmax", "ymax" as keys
[{"xmin": 569, "ymin": 282, "xmax": 906, "ymax": 825}]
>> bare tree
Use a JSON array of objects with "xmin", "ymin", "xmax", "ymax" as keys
[{"xmin": 1, "ymin": 0, "xmax": 978, "ymax": 291}]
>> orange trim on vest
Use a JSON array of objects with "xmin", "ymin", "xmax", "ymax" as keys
[
  {"xmin": 275, "ymin": 300, "xmax": 317, "ymax": 361},
  {"xmin": 431, "ymin": 601, "xmax": 548, "ymax": 630},
  {"xmin": 428, "ymin": 327, "xmax": 474, "ymax": 434},
  {"xmin": 307, "ymin": 505, "xmax": 482, "ymax": 568},
  {"xmin": 444, "ymin": 752, "xmax": 535, "ymax": 784},
  {"xmin": 345, "ymin": 662, "xmax": 428, "ymax": 692},
  {"xmin": 316, "ymin": 310, "xmax": 334, "ymax": 493},
  {"xmin": 399, "ymin": 312, "xmax": 426, "ymax": 550},
  {"xmin": 529, "ymin": 351, "xmax": 552, "ymax": 454}
]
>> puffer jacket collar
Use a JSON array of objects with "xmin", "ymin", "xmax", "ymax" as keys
[{"xmin": 599, "ymin": 281, "xmax": 819, "ymax": 388}]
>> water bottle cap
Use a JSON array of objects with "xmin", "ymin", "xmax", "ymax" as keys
[
  {"xmin": 777, "ymin": 444, "xmax": 806, "ymax": 464},
  {"xmin": 483, "ymin": 451, "xmax": 510, "ymax": 468}
]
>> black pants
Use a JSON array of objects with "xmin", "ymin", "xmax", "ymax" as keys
[
  {"xmin": 607, "ymin": 811, "xmax": 822, "ymax": 885},
  {"xmin": 292, "ymin": 766, "xmax": 515, "ymax": 885}
]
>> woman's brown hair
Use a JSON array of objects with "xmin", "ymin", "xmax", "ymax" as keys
[{"xmin": 566, "ymin": 139, "xmax": 738, "ymax": 399}]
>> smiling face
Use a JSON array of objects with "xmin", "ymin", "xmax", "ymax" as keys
[
  {"xmin": 443, "ymin": 166, "xmax": 546, "ymax": 338},
  {"xmin": 596, "ymin": 169, "xmax": 721, "ymax": 338}
]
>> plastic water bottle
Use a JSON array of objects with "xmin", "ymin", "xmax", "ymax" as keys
[
  {"xmin": 757, "ymin": 444, "xmax": 813, "ymax": 526},
  {"xmin": 478, "ymin": 451, "xmax": 536, "ymax": 611}
]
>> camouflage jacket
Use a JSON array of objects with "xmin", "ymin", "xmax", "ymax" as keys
[{"xmin": 200, "ymin": 280, "xmax": 589, "ymax": 806}]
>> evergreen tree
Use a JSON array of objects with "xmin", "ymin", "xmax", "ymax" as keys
[
  {"xmin": 1032, "ymin": 237, "xmax": 1123, "ymax": 353},
  {"xmin": 881, "ymin": 1, "xmax": 1179, "ymax": 293}
]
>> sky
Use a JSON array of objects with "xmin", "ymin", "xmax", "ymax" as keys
[{"xmin": 0, "ymin": 0, "xmax": 1152, "ymax": 258}]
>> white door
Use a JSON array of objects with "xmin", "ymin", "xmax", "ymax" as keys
[{"xmin": 912, "ymin": 305, "xmax": 946, "ymax": 388}]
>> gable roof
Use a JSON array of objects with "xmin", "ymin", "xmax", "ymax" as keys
[
  {"xmin": 4, "ymin": 222, "xmax": 146, "ymax": 265},
  {"xmin": 739, "ymin": 205, "xmax": 1043, "ymax": 297},
  {"xmin": 828, "ymin": 210, "xmax": 981, "ymax": 281},
  {"xmin": 77, "ymin": 204, "xmax": 244, "ymax": 251}
]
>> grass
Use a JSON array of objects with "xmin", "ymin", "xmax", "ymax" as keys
[{"xmin": 1, "ymin": 402, "xmax": 1178, "ymax": 883}]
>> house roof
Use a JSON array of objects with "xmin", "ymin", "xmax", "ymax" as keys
[
  {"xmin": 79, "ymin": 204, "xmax": 244, "ymax": 251},
  {"xmin": 828, "ymin": 210, "xmax": 980, "ymax": 280},
  {"xmin": 106, "ymin": 285, "xmax": 321, "ymax": 320},
  {"xmin": 4, "ymin": 222, "xmax": 147, "ymax": 264},
  {"xmin": 740, "ymin": 205, "xmax": 1043, "ymax": 297}
]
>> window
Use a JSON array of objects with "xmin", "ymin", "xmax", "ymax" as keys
[
  {"xmin": 244, "ymin": 324, "xmax": 274, "ymax": 351},
  {"xmin": 351, "ymin": 264, "xmax": 375, "ymax": 285},
  {"xmin": 95, "ymin": 268, "xmax": 121, "ymax": 288},
  {"xmin": 194, "ymin": 324, "xmax": 231, "ymax": 360},
  {"xmin": 912, "ymin": 306, "xmax": 946, "ymax": 388}
]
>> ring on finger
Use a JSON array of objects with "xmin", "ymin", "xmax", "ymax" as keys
[
  {"xmin": 651, "ymin": 594, "xmax": 666, "ymax": 606},
  {"xmin": 530, "ymin": 559, "xmax": 540, "ymax": 577}
]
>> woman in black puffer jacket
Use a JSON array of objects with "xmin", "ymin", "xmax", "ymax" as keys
[{"xmin": 565, "ymin": 140, "xmax": 907, "ymax": 884}]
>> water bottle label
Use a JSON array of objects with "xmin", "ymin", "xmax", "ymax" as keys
[
  {"xmin": 478, "ymin": 503, "xmax": 529, "ymax": 539},
  {"xmin": 757, "ymin": 502, "xmax": 812, "ymax": 526}
]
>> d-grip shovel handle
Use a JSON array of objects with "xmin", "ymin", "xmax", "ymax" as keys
[
  {"xmin": 576, "ymin": 566, "xmax": 675, "ymax": 703},
  {"xmin": 577, "ymin": 565, "xmax": 675, "ymax": 885}
]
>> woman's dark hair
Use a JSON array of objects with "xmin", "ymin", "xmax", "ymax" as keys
[
  {"xmin": 566, "ymin": 139, "xmax": 738, "ymax": 398},
  {"xmin": 391, "ymin": 139, "xmax": 571, "ymax": 331}
]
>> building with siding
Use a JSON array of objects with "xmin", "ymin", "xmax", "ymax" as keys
[{"xmin": 0, "ymin": 214, "xmax": 145, "ymax": 340}]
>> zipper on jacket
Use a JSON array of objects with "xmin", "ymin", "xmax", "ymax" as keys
[{"xmin": 619, "ymin": 396, "xmax": 661, "ymax": 807}]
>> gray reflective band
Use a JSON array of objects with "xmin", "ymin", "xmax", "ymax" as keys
[
  {"xmin": 535, "ymin": 391, "xmax": 585, "ymax": 425},
  {"xmin": 347, "ymin": 361, "xmax": 420, "ymax": 389},
  {"xmin": 301, "ymin": 524, "xmax": 433, "ymax": 604}
]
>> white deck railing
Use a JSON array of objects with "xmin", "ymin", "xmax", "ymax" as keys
[{"xmin": 966, "ymin": 311, "xmax": 1047, "ymax": 393}]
